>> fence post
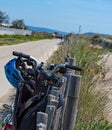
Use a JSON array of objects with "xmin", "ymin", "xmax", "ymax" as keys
[
  {"xmin": 50, "ymin": 77, "xmax": 67, "ymax": 130},
  {"xmin": 64, "ymin": 58, "xmax": 76, "ymax": 97},
  {"xmin": 62, "ymin": 74, "xmax": 81, "ymax": 130},
  {"xmin": 45, "ymin": 88, "xmax": 60, "ymax": 130},
  {"xmin": 46, "ymin": 105, "xmax": 56, "ymax": 130},
  {"xmin": 36, "ymin": 112, "xmax": 48, "ymax": 130}
]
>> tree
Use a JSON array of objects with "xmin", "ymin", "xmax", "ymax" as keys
[
  {"xmin": 12, "ymin": 19, "xmax": 27, "ymax": 29},
  {"xmin": 0, "ymin": 10, "xmax": 9, "ymax": 24}
]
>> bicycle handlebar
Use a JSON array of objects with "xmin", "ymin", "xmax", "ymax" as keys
[
  {"xmin": 13, "ymin": 51, "xmax": 30, "ymax": 59},
  {"xmin": 65, "ymin": 65, "xmax": 82, "ymax": 71},
  {"xmin": 12, "ymin": 51, "xmax": 82, "ymax": 82},
  {"xmin": 13, "ymin": 51, "xmax": 82, "ymax": 71},
  {"xmin": 13, "ymin": 51, "xmax": 38, "ymax": 70},
  {"xmin": 47, "ymin": 64, "xmax": 82, "ymax": 72}
]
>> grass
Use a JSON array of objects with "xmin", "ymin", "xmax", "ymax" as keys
[
  {"xmin": 0, "ymin": 33, "xmax": 51, "ymax": 46},
  {"xmin": 47, "ymin": 34, "xmax": 112, "ymax": 129}
]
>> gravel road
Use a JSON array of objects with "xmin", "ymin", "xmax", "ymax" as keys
[{"xmin": 0, "ymin": 39, "xmax": 60, "ymax": 107}]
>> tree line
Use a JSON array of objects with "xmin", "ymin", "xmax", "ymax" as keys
[{"xmin": 0, "ymin": 10, "xmax": 27, "ymax": 29}]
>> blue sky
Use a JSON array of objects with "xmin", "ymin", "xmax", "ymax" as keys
[{"xmin": 0, "ymin": 0, "xmax": 112, "ymax": 34}]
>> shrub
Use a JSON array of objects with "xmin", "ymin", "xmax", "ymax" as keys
[
  {"xmin": 47, "ymin": 34, "xmax": 111, "ymax": 129},
  {"xmin": 93, "ymin": 34, "xmax": 101, "ymax": 39}
]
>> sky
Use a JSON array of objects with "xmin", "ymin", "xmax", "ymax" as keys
[{"xmin": 0, "ymin": 0, "xmax": 112, "ymax": 34}]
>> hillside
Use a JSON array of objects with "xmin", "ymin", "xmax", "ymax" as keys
[{"xmin": 27, "ymin": 25, "xmax": 68, "ymax": 35}]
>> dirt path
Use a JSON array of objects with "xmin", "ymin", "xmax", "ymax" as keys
[
  {"xmin": 0, "ymin": 39, "xmax": 60, "ymax": 107},
  {"xmin": 97, "ymin": 52, "xmax": 112, "ymax": 123}
]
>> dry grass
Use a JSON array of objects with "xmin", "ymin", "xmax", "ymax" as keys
[{"xmin": 47, "ymin": 34, "xmax": 112, "ymax": 129}]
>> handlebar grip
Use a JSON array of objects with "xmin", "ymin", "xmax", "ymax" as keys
[
  {"xmin": 66, "ymin": 65, "xmax": 82, "ymax": 71},
  {"xmin": 13, "ymin": 51, "xmax": 30, "ymax": 59}
]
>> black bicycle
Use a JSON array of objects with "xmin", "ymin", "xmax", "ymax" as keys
[{"xmin": 3, "ymin": 51, "xmax": 82, "ymax": 130}]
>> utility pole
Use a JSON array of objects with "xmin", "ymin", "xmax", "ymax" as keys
[{"xmin": 78, "ymin": 25, "xmax": 82, "ymax": 34}]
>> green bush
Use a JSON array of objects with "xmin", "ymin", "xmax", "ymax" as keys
[
  {"xmin": 75, "ymin": 118, "xmax": 112, "ymax": 130},
  {"xmin": 0, "ymin": 33, "xmax": 51, "ymax": 46},
  {"xmin": 92, "ymin": 34, "xmax": 101, "ymax": 39}
]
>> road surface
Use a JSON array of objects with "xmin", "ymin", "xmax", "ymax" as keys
[{"xmin": 0, "ymin": 39, "xmax": 60, "ymax": 107}]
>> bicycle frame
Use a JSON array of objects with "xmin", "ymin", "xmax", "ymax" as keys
[
  {"xmin": 3, "ymin": 52, "xmax": 82, "ymax": 130},
  {"xmin": 37, "ymin": 57, "xmax": 81, "ymax": 130},
  {"xmin": 2, "ymin": 104, "xmax": 14, "ymax": 130}
]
